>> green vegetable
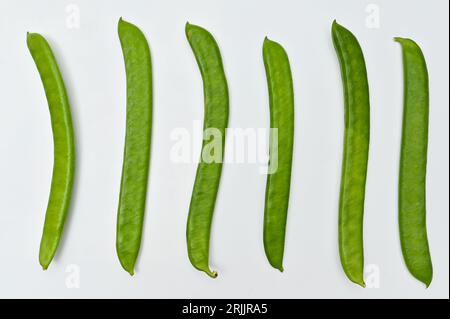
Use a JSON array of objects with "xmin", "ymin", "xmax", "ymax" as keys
[
  {"xmin": 332, "ymin": 21, "xmax": 370, "ymax": 287},
  {"xmin": 185, "ymin": 23, "xmax": 229, "ymax": 278},
  {"xmin": 27, "ymin": 33, "xmax": 76, "ymax": 270},
  {"xmin": 395, "ymin": 37, "xmax": 433, "ymax": 287},
  {"xmin": 116, "ymin": 18, "xmax": 153, "ymax": 275},
  {"xmin": 262, "ymin": 37, "xmax": 294, "ymax": 272}
]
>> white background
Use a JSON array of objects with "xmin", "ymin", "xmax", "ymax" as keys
[{"xmin": 0, "ymin": 0, "xmax": 448, "ymax": 298}]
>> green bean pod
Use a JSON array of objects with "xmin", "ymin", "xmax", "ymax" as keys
[
  {"xmin": 116, "ymin": 18, "xmax": 152, "ymax": 275},
  {"xmin": 262, "ymin": 38, "xmax": 294, "ymax": 271},
  {"xmin": 27, "ymin": 33, "xmax": 76, "ymax": 270},
  {"xmin": 395, "ymin": 37, "xmax": 432, "ymax": 287},
  {"xmin": 185, "ymin": 23, "xmax": 229, "ymax": 278},
  {"xmin": 332, "ymin": 21, "xmax": 370, "ymax": 287}
]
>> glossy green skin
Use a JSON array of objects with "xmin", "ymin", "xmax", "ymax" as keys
[
  {"xmin": 116, "ymin": 18, "xmax": 152, "ymax": 275},
  {"xmin": 332, "ymin": 21, "xmax": 370, "ymax": 287},
  {"xmin": 262, "ymin": 38, "xmax": 294, "ymax": 272},
  {"xmin": 396, "ymin": 38, "xmax": 432, "ymax": 287},
  {"xmin": 186, "ymin": 23, "xmax": 229, "ymax": 278},
  {"xmin": 27, "ymin": 33, "xmax": 75, "ymax": 270}
]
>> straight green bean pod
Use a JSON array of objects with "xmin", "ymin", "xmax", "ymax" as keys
[
  {"xmin": 116, "ymin": 18, "xmax": 152, "ymax": 275},
  {"xmin": 332, "ymin": 21, "xmax": 370, "ymax": 287},
  {"xmin": 185, "ymin": 23, "xmax": 229, "ymax": 278},
  {"xmin": 395, "ymin": 37, "xmax": 432, "ymax": 287},
  {"xmin": 27, "ymin": 33, "xmax": 76, "ymax": 270},
  {"xmin": 262, "ymin": 37, "xmax": 294, "ymax": 272}
]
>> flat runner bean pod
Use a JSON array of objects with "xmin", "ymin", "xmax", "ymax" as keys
[
  {"xmin": 27, "ymin": 33, "xmax": 75, "ymax": 270},
  {"xmin": 116, "ymin": 18, "xmax": 152, "ymax": 275},
  {"xmin": 262, "ymin": 38, "xmax": 294, "ymax": 271},
  {"xmin": 185, "ymin": 23, "xmax": 229, "ymax": 278},
  {"xmin": 332, "ymin": 21, "xmax": 370, "ymax": 287},
  {"xmin": 395, "ymin": 37, "xmax": 433, "ymax": 287}
]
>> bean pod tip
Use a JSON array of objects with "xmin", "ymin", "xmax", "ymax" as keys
[
  {"xmin": 331, "ymin": 19, "xmax": 339, "ymax": 29},
  {"xmin": 346, "ymin": 274, "xmax": 366, "ymax": 288},
  {"xmin": 185, "ymin": 21, "xmax": 196, "ymax": 39},
  {"xmin": 196, "ymin": 266, "xmax": 218, "ymax": 279},
  {"xmin": 394, "ymin": 37, "xmax": 409, "ymax": 44},
  {"xmin": 193, "ymin": 264, "xmax": 218, "ymax": 278},
  {"xmin": 26, "ymin": 32, "xmax": 42, "ymax": 48},
  {"xmin": 119, "ymin": 260, "xmax": 136, "ymax": 276},
  {"xmin": 394, "ymin": 37, "xmax": 422, "ymax": 51}
]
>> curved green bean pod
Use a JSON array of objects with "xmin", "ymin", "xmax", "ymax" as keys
[
  {"xmin": 395, "ymin": 37, "xmax": 432, "ymax": 287},
  {"xmin": 332, "ymin": 21, "xmax": 370, "ymax": 287},
  {"xmin": 185, "ymin": 23, "xmax": 229, "ymax": 278},
  {"xmin": 116, "ymin": 18, "xmax": 152, "ymax": 275},
  {"xmin": 27, "ymin": 33, "xmax": 76, "ymax": 270},
  {"xmin": 262, "ymin": 37, "xmax": 294, "ymax": 272}
]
